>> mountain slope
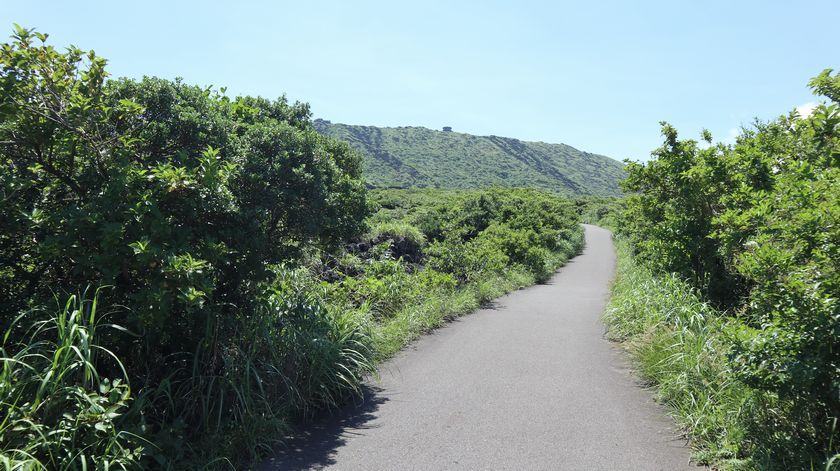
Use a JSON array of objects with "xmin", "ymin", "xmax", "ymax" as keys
[{"xmin": 313, "ymin": 120, "xmax": 625, "ymax": 196}]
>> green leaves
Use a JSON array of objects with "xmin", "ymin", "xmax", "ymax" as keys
[
  {"xmin": 810, "ymin": 68, "xmax": 840, "ymax": 103},
  {"xmin": 0, "ymin": 293, "xmax": 141, "ymax": 469},
  {"xmin": 0, "ymin": 27, "xmax": 371, "ymax": 468},
  {"xmin": 621, "ymin": 69, "xmax": 840, "ymax": 467}
]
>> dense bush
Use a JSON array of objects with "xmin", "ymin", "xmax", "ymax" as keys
[
  {"xmin": 574, "ymin": 196, "xmax": 624, "ymax": 229},
  {"xmin": 417, "ymin": 188, "xmax": 582, "ymax": 282},
  {"xmin": 1, "ymin": 28, "xmax": 587, "ymax": 468},
  {"xmin": 337, "ymin": 188, "xmax": 583, "ymax": 315},
  {"xmin": 618, "ymin": 69, "xmax": 840, "ymax": 468},
  {"xmin": 0, "ymin": 27, "xmax": 370, "ymax": 468}
]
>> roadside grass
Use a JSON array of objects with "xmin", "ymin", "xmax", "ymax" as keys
[
  {"xmin": 373, "ymin": 225, "xmax": 583, "ymax": 360},
  {"xmin": 605, "ymin": 235, "xmax": 840, "ymax": 471},
  {"xmin": 373, "ymin": 267, "xmax": 535, "ymax": 359},
  {"xmin": 604, "ymin": 239, "xmax": 754, "ymax": 470}
]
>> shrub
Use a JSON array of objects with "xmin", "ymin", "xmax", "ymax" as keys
[
  {"xmin": 479, "ymin": 223, "xmax": 552, "ymax": 280},
  {"xmin": 0, "ymin": 26, "xmax": 369, "ymax": 468},
  {"xmin": 426, "ymin": 235, "xmax": 509, "ymax": 283},
  {"xmin": 368, "ymin": 221, "xmax": 427, "ymax": 262},
  {"xmin": 0, "ymin": 27, "xmax": 367, "ymax": 363},
  {"xmin": 618, "ymin": 69, "xmax": 840, "ymax": 468}
]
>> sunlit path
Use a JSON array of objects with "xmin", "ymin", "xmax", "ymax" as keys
[{"xmin": 261, "ymin": 225, "xmax": 697, "ymax": 470}]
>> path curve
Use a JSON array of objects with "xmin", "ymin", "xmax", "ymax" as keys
[{"xmin": 261, "ymin": 225, "xmax": 697, "ymax": 470}]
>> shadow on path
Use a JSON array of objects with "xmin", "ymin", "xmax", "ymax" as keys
[{"xmin": 258, "ymin": 386, "xmax": 389, "ymax": 471}]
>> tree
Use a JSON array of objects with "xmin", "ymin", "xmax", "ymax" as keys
[{"xmin": 0, "ymin": 26, "xmax": 368, "ymax": 370}]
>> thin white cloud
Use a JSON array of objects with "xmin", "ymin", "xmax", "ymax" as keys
[
  {"xmin": 795, "ymin": 102, "xmax": 818, "ymax": 118},
  {"xmin": 722, "ymin": 127, "xmax": 740, "ymax": 145}
]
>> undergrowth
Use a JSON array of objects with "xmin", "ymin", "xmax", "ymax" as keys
[
  {"xmin": 605, "ymin": 238, "xmax": 840, "ymax": 471},
  {"xmin": 0, "ymin": 291, "xmax": 142, "ymax": 470},
  {"xmin": 0, "ymin": 27, "xmax": 587, "ymax": 469}
]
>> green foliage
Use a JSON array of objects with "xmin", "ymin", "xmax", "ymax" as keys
[
  {"xmin": 0, "ymin": 25, "xmax": 368, "ymax": 367},
  {"xmin": 0, "ymin": 291, "xmax": 142, "ymax": 470},
  {"xmin": 0, "ymin": 27, "xmax": 369, "ymax": 468},
  {"xmin": 314, "ymin": 119, "xmax": 626, "ymax": 196},
  {"xmin": 368, "ymin": 221, "xmax": 427, "ymax": 262},
  {"xmin": 0, "ymin": 28, "xmax": 366, "ymax": 353},
  {"xmin": 0, "ymin": 27, "xmax": 587, "ymax": 469},
  {"xmin": 414, "ymin": 188, "xmax": 582, "ymax": 282},
  {"xmin": 620, "ymin": 123, "xmax": 738, "ymax": 305},
  {"xmin": 605, "ymin": 241, "xmax": 753, "ymax": 470},
  {"xmin": 333, "ymin": 257, "xmax": 444, "ymax": 319},
  {"xmin": 617, "ymin": 69, "xmax": 840, "ymax": 469},
  {"xmin": 337, "ymin": 188, "xmax": 583, "ymax": 315},
  {"xmin": 574, "ymin": 196, "xmax": 624, "ymax": 229},
  {"xmin": 725, "ymin": 162, "xmax": 840, "ymax": 468}
]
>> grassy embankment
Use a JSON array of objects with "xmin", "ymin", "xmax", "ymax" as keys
[
  {"xmin": 606, "ymin": 233, "xmax": 840, "ymax": 470},
  {"xmin": 605, "ymin": 239, "xmax": 753, "ymax": 470},
  {"xmin": 603, "ymin": 69, "xmax": 840, "ymax": 471}
]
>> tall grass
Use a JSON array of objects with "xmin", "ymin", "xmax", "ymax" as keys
[
  {"xmin": 134, "ymin": 267, "xmax": 378, "ymax": 468},
  {"xmin": 605, "ymin": 239, "xmax": 840, "ymax": 470},
  {"xmin": 605, "ymin": 239, "xmax": 751, "ymax": 469},
  {"xmin": 0, "ymin": 290, "xmax": 141, "ymax": 470}
]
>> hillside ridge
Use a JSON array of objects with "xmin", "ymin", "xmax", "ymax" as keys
[{"xmin": 313, "ymin": 119, "xmax": 625, "ymax": 196}]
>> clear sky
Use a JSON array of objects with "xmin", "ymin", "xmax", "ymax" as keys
[{"xmin": 4, "ymin": 1, "xmax": 837, "ymax": 162}]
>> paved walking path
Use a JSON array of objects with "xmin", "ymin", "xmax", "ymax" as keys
[{"xmin": 260, "ymin": 225, "xmax": 697, "ymax": 470}]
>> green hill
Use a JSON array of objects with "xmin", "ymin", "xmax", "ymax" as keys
[{"xmin": 313, "ymin": 120, "xmax": 625, "ymax": 196}]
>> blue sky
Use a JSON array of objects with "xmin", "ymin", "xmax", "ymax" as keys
[{"xmin": 4, "ymin": 1, "xmax": 837, "ymax": 162}]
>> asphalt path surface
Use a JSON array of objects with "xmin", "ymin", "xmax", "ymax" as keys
[{"xmin": 260, "ymin": 225, "xmax": 697, "ymax": 470}]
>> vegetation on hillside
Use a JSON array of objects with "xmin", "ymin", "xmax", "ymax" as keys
[
  {"xmin": 609, "ymin": 69, "xmax": 840, "ymax": 470},
  {"xmin": 0, "ymin": 27, "xmax": 583, "ymax": 469},
  {"xmin": 573, "ymin": 196, "xmax": 624, "ymax": 227},
  {"xmin": 313, "ymin": 119, "xmax": 626, "ymax": 196}
]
